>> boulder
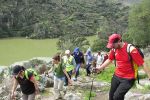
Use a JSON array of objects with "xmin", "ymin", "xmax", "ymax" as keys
[
  {"xmin": 125, "ymin": 91, "xmax": 150, "ymax": 100},
  {"xmin": 139, "ymin": 94, "xmax": 150, "ymax": 100},
  {"xmin": 40, "ymin": 74, "xmax": 54, "ymax": 88},
  {"xmin": 64, "ymin": 93, "xmax": 81, "ymax": 100}
]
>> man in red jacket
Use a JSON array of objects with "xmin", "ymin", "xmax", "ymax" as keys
[{"xmin": 96, "ymin": 33, "xmax": 150, "ymax": 100}]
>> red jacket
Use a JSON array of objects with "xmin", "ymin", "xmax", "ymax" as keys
[{"xmin": 109, "ymin": 43, "xmax": 144, "ymax": 79}]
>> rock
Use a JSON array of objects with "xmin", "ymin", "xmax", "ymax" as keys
[
  {"xmin": 139, "ymin": 78, "xmax": 150, "ymax": 87},
  {"xmin": 125, "ymin": 92, "xmax": 150, "ymax": 100},
  {"xmin": 139, "ymin": 94, "xmax": 150, "ymax": 100},
  {"xmin": 64, "ymin": 93, "xmax": 81, "ymax": 100},
  {"xmin": 73, "ymin": 77, "xmax": 110, "ymax": 90},
  {"xmin": 31, "ymin": 57, "xmax": 52, "ymax": 64},
  {"xmin": 45, "ymin": 78, "xmax": 54, "ymax": 88},
  {"xmin": 0, "ymin": 66, "xmax": 6, "ymax": 74},
  {"xmin": 0, "ymin": 66, "xmax": 7, "ymax": 83},
  {"xmin": 95, "ymin": 91, "xmax": 109, "ymax": 100},
  {"xmin": 0, "ymin": 76, "xmax": 23, "ymax": 100},
  {"xmin": 10, "ymin": 57, "xmax": 52, "ymax": 69},
  {"xmin": 40, "ymin": 74, "xmax": 54, "ymax": 88},
  {"xmin": 125, "ymin": 91, "xmax": 143, "ymax": 100},
  {"xmin": 10, "ymin": 60, "xmax": 31, "ymax": 69},
  {"xmin": 9, "ymin": 57, "xmax": 53, "ymax": 77},
  {"xmin": 139, "ymin": 70, "xmax": 146, "ymax": 76}
]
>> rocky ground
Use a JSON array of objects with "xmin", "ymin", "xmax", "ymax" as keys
[{"xmin": 0, "ymin": 57, "xmax": 150, "ymax": 100}]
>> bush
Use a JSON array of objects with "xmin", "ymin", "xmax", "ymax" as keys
[
  {"xmin": 92, "ymin": 39, "xmax": 109, "ymax": 52},
  {"xmin": 96, "ymin": 65, "xmax": 115, "ymax": 82}
]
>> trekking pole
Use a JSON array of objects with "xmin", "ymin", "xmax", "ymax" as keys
[
  {"xmin": 89, "ymin": 68, "xmax": 98, "ymax": 100},
  {"xmin": 89, "ymin": 75, "xmax": 96, "ymax": 100}
]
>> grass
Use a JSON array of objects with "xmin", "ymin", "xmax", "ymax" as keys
[
  {"xmin": 84, "ymin": 91, "xmax": 96, "ymax": 100},
  {"xmin": 0, "ymin": 35, "xmax": 97, "ymax": 66},
  {"xmin": 96, "ymin": 64, "xmax": 115, "ymax": 82},
  {"xmin": 78, "ymin": 64, "xmax": 115, "ymax": 83},
  {"xmin": 0, "ymin": 38, "xmax": 59, "ymax": 66}
]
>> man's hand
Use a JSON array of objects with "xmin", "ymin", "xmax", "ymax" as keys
[{"xmin": 95, "ymin": 67, "xmax": 103, "ymax": 73}]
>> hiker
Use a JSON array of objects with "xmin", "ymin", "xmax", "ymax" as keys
[
  {"xmin": 96, "ymin": 33, "xmax": 148, "ymax": 100},
  {"xmin": 51, "ymin": 54, "xmax": 72, "ymax": 99},
  {"xmin": 96, "ymin": 51, "xmax": 104, "ymax": 67},
  {"xmin": 63, "ymin": 50, "xmax": 76, "ymax": 86},
  {"xmin": 11, "ymin": 65, "xmax": 39, "ymax": 100},
  {"xmin": 85, "ymin": 48, "xmax": 93, "ymax": 76},
  {"xmin": 72, "ymin": 47, "xmax": 84, "ymax": 81},
  {"xmin": 102, "ymin": 53, "xmax": 108, "ymax": 64}
]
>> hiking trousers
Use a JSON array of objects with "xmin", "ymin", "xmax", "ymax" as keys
[
  {"xmin": 64, "ymin": 70, "xmax": 72, "ymax": 86},
  {"xmin": 54, "ymin": 76, "xmax": 65, "ymax": 99},
  {"xmin": 22, "ymin": 93, "xmax": 35, "ymax": 100},
  {"xmin": 75, "ymin": 63, "xmax": 81, "ymax": 78},
  {"xmin": 86, "ymin": 63, "xmax": 91, "ymax": 76},
  {"xmin": 109, "ymin": 74, "xmax": 135, "ymax": 100}
]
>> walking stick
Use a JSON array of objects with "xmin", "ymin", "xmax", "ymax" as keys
[{"xmin": 89, "ymin": 68, "xmax": 98, "ymax": 100}]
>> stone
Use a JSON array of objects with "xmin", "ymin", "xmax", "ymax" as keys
[
  {"xmin": 64, "ymin": 93, "xmax": 81, "ymax": 100},
  {"xmin": 40, "ymin": 74, "xmax": 54, "ymax": 88},
  {"xmin": 139, "ymin": 94, "xmax": 150, "ymax": 100}
]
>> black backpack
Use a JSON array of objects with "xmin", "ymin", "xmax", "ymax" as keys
[
  {"xmin": 127, "ymin": 44, "xmax": 144, "ymax": 59},
  {"xmin": 127, "ymin": 44, "xmax": 144, "ymax": 84}
]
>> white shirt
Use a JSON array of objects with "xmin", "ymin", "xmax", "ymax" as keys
[{"xmin": 96, "ymin": 54, "xmax": 104, "ymax": 66}]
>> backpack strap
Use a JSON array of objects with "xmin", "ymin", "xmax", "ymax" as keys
[
  {"xmin": 112, "ymin": 49, "xmax": 117, "ymax": 67},
  {"xmin": 25, "ymin": 69, "xmax": 38, "ymax": 80},
  {"xmin": 127, "ymin": 44, "xmax": 133, "ymax": 61},
  {"xmin": 127, "ymin": 44, "xmax": 140, "ymax": 84},
  {"xmin": 25, "ymin": 70, "xmax": 30, "ymax": 80}
]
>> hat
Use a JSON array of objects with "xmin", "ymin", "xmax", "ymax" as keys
[
  {"xmin": 107, "ymin": 34, "xmax": 121, "ymax": 48},
  {"xmin": 65, "ymin": 50, "xmax": 70, "ymax": 54},
  {"xmin": 12, "ymin": 65, "xmax": 23, "ymax": 75},
  {"xmin": 73, "ymin": 47, "xmax": 80, "ymax": 53}
]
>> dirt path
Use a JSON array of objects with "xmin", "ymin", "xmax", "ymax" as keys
[{"xmin": 94, "ymin": 92, "xmax": 109, "ymax": 100}]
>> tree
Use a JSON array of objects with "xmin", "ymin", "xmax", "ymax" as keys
[
  {"xmin": 57, "ymin": 33, "xmax": 90, "ymax": 51},
  {"xmin": 128, "ymin": 0, "xmax": 150, "ymax": 48},
  {"xmin": 92, "ymin": 38, "xmax": 109, "ymax": 52},
  {"xmin": 0, "ymin": 0, "xmax": 129, "ymax": 39},
  {"xmin": 94, "ymin": 0, "xmax": 129, "ymax": 35}
]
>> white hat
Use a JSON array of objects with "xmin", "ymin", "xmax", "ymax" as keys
[{"xmin": 65, "ymin": 50, "xmax": 70, "ymax": 54}]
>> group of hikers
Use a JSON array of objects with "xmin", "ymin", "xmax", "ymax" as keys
[{"xmin": 11, "ymin": 33, "xmax": 150, "ymax": 100}]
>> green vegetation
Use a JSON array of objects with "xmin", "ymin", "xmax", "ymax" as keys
[
  {"xmin": 0, "ymin": 38, "xmax": 58, "ymax": 66},
  {"xmin": 124, "ymin": 0, "xmax": 150, "ymax": 48},
  {"xmin": 0, "ymin": 0, "xmax": 128, "ymax": 39},
  {"xmin": 84, "ymin": 91, "xmax": 96, "ymax": 100},
  {"xmin": 0, "ymin": 35, "xmax": 96, "ymax": 66},
  {"xmin": 96, "ymin": 65, "xmax": 115, "ymax": 82},
  {"xmin": 57, "ymin": 33, "xmax": 90, "ymax": 51},
  {"xmin": 92, "ymin": 38, "xmax": 109, "ymax": 52}
]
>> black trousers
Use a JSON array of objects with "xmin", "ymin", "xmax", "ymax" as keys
[
  {"xmin": 64, "ymin": 70, "xmax": 72, "ymax": 86},
  {"xmin": 86, "ymin": 63, "xmax": 91, "ymax": 76},
  {"xmin": 109, "ymin": 75, "xmax": 135, "ymax": 100}
]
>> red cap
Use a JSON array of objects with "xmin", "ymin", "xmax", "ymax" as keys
[{"xmin": 107, "ymin": 34, "xmax": 121, "ymax": 48}]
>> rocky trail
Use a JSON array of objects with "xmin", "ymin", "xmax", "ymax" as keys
[{"xmin": 0, "ymin": 57, "xmax": 150, "ymax": 100}]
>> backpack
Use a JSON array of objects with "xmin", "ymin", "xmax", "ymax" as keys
[
  {"xmin": 127, "ymin": 44, "xmax": 144, "ymax": 59},
  {"xmin": 127, "ymin": 44, "xmax": 144, "ymax": 84},
  {"xmin": 25, "ymin": 68, "xmax": 40, "ymax": 81},
  {"xmin": 113, "ymin": 44, "xmax": 144, "ymax": 84}
]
